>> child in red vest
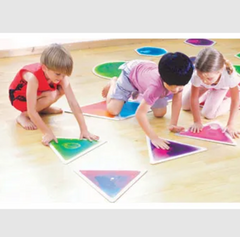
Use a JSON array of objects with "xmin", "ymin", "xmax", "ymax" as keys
[{"xmin": 9, "ymin": 43, "xmax": 99, "ymax": 146}]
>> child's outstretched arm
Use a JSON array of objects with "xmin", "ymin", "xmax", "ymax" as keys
[
  {"xmin": 60, "ymin": 77, "xmax": 99, "ymax": 141},
  {"xmin": 189, "ymin": 85, "xmax": 203, "ymax": 133},
  {"xmin": 25, "ymin": 73, "xmax": 58, "ymax": 146},
  {"xmin": 136, "ymin": 99, "xmax": 170, "ymax": 150},
  {"xmin": 169, "ymin": 91, "xmax": 185, "ymax": 133},
  {"xmin": 223, "ymin": 86, "xmax": 240, "ymax": 138}
]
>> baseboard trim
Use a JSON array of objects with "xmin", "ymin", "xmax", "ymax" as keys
[{"xmin": 0, "ymin": 38, "xmax": 170, "ymax": 58}]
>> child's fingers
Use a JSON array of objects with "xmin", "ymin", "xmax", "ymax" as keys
[
  {"xmin": 180, "ymin": 127, "xmax": 185, "ymax": 132},
  {"xmin": 170, "ymin": 127, "xmax": 183, "ymax": 133},
  {"xmin": 156, "ymin": 140, "xmax": 170, "ymax": 150},
  {"xmin": 190, "ymin": 126, "xmax": 195, "ymax": 133},
  {"xmin": 161, "ymin": 143, "xmax": 170, "ymax": 150},
  {"xmin": 231, "ymin": 132, "xmax": 236, "ymax": 139},
  {"xmin": 152, "ymin": 141, "xmax": 161, "ymax": 149},
  {"xmin": 176, "ymin": 126, "xmax": 185, "ymax": 132},
  {"xmin": 92, "ymin": 135, "xmax": 99, "ymax": 140},
  {"xmin": 164, "ymin": 139, "xmax": 170, "ymax": 145},
  {"xmin": 154, "ymin": 144, "xmax": 160, "ymax": 149},
  {"xmin": 87, "ymin": 136, "xmax": 93, "ymax": 142},
  {"xmin": 54, "ymin": 137, "xmax": 58, "ymax": 143},
  {"xmin": 233, "ymin": 132, "xmax": 239, "ymax": 139},
  {"xmin": 42, "ymin": 139, "xmax": 49, "ymax": 146}
]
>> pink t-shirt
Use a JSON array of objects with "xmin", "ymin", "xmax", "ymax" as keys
[{"xmin": 129, "ymin": 62, "xmax": 170, "ymax": 106}]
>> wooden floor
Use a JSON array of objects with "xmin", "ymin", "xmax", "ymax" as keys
[{"xmin": 1, "ymin": 38, "xmax": 240, "ymax": 204}]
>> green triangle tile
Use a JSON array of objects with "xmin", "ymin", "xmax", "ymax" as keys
[{"xmin": 50, "ymin": 138, "xmax": 106, "ymax": 164}]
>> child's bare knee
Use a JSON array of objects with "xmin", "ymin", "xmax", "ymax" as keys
[
  {"xmin": 182, "ymin": 101, "xmax": 191, "ymax": 111},
  {"xmin": 42, "ymin": 90, "xmax": 59, "ymax": 104},
  {"xmin": 49, "ymin": 91, "xmax": 59, "ymax": 103},
  {"xmin": 203, "ymin": 115, "xmax": 215, "ymax": 120},
  {"xmin": 51, "ymin": 88, "xmax": 64, "ymax": 102},
  {"xmin": 106, "ymin": 105, "xmax": 120, "ymax": 116},
  {"xmin": 201, "ymin": 110, "xmax": 215, "ymax": 120},
  {"xmin": 153, "ymin": 109, "xmax": 167, "ymax": 118},
  {"xmin": 182, "ymin": 105, "xmax": 191, "ymax": 111}
]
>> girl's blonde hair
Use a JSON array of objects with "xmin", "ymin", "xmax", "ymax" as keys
[
  {"xmin": 195, "ymin": 47, "xmax": 233, "ymax": 75},
  {"xmin": 40, "ymin": 43, "xmax": 73, "ymax": 76}
]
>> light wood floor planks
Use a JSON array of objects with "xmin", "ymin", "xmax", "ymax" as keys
[{"xmin": 1, "ymin": 38, "xmax": 240, "ymax": 204}]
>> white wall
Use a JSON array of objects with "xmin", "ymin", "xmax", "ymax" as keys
[{"xmin": 0, "ymin": 34, "xmax": 118, "ymax": 50}]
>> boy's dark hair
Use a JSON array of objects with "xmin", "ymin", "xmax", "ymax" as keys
[{"xmin": 158, "ymin": 52, "xmax": 194, "ymax": 85}]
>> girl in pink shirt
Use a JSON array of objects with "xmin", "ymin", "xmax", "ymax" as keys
[
  {"xmin": 102, "ymin": 52, "xmax": 194, "ymax": 149},
  {"xmin": 182, "ymin": 47, "xmax": 240, "ymax": 138}
]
